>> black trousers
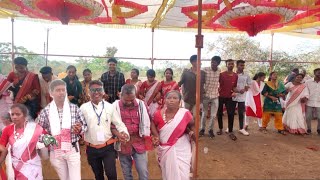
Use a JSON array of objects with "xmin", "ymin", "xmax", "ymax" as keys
[
  {"xmin": 217, "ymin": 97, "xmax": 235, "ymax": 132},
  {"xmin": 231, "ymin": 101, "xmax": 245, "ymax": 130},
  {"xmin": 86, "ymin": 144, "xmax": 117, "ymax": 180}
]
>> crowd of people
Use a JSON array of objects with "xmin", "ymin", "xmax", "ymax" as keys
[{"xmin": 0, "ymin": 55, "xmax": 319, "ymax": 180}]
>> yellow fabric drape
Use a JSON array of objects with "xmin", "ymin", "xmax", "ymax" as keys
[{"xmin": 151, "ymin": 0, "xmax": 176, "ymax": 28}]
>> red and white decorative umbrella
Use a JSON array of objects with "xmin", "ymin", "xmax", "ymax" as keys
[
  {"xmin": 0, "ymin": 0, "xmax": 21, "ymax": 11},
  {"xmin": 218, "ymin": 6, "xmax": 297, "ymax": 36},
  {"xmin": 21, "ymin": 0, "xmax": 104, "ymax": 24},
  {"xmin": 1, "ymin": 0, "xmax": 320, "ymax": 36}
]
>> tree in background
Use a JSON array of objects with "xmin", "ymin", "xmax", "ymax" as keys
[
  {"xmin": 74, "ymin": 46, "xmax": 139, "ymax": 80},
  {"xmin": 154, "ymin": 61, "xmax": 187, "ymax": 81},
  {"xmin": 0, "ymin": 42, "xmax": 73, "ymax": 76},
  {"xmin": 0, "ymin": 42, "xmax": 12, "ymax": 74},
  {"xmin": 0, "ymin": 42, "xmax": 47, "ymax": 74},
  {"xmin": 1, "ymin": 38, "xmax": 318, "ymax": 81},
  {"xmin": 0, "ymin": 43, "xmax": 138, "ymax": 80},
  {"xmin": 206, "ymin": 35, "xmax": 317, "ymax": 80},
  {"xmin": 74, "ymin": 46, "xmax": 118, "ymax": 79},
  {"xmin": 47, "ymin": 60, "xmax": 70, "ymax": 75}
]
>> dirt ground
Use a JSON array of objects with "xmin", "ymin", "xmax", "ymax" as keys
[{"xmin": 42, "ymin": 116, "xmax": 320, "ymax": 179}]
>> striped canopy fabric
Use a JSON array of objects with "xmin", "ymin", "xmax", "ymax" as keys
[{"xmin": 0, "ymin": 0, "xmax": 320, "ymax": 36}]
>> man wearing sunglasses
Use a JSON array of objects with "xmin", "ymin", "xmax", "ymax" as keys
[{"xmin": 80, "ymin": 80, "xmax": 129, "ymax": 180}]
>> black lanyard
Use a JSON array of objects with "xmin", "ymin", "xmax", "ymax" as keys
[{"xmin": 91, "ymin": 101, "xmax": 104, "ymax": 126}]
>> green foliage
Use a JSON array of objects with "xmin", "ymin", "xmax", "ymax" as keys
[
  {"xmin": 154, "ymin": 61, "xmax": 186, "ymax": 81},
  {"xmin": 47, "ymin": 60, "xmax": 70, "ymax": 75},
  {"xmin": 0, "ymin": 42, "xmax": 46, "ymax": 74},
  {"xmin": 74, "ymin": 46, "xmax": 136, "ymax": 80},
  {"xmin": 207, "ymin": 35, "xmax": 319, "ymax": 81},
  {"xmin": 1, "ymin": 37, "xmax": 319, "ymax": 83},
  {"xmin": 208, "ymin": 35, "xmax": 268, "ymax": 61}
]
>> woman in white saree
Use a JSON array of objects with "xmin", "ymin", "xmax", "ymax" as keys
[
  {"xmin": 244, "ymin": 72, "xmax": 266, "ymax": 129},
  {"xmin": 283, "ymin": 74, "xmax": 309, "ymax": 135},
  {"xmin": 0, "ymin": 104, "xmax": 53, "ymax": 180},
  {"xmin": 152, "ymin": 90, "xmax": 195, "ymax": 180}
]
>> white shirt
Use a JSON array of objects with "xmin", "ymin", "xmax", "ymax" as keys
[
  {"xmin": 233, "ymin": 72, "xmax": 252, "ymax": 102},
  {"xmin": 80, "ymin": 100, "xmax": 129, "ymax": 145},
  {"xmin": 305, "ymin": 78, "xmax": 320, "ymax": 107}
]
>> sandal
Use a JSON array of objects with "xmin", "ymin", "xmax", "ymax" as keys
[
  {"xmin": 217, "ymin": 129, "xmax": 223, "ymax": 135},
  {"xmin": 278, "ymin": 130, "xmax": 287, "ymax": 135},
  {"xmin": 306, "ymin": 129, "xmax": 311, "ymax": 135},
  {"xmin": 229, "ymin": 133, "xmax": 237, "ymax": 141},
  {"xmin": 259, "ymin": 127, "xmax": 267, "ymax": 133}
]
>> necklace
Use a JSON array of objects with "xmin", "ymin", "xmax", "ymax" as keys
[
  {"xmin": 162, "ymin": 108, "xmax": 175, "ymax": 124},
  {"xmin": 14, "ymin": 122, "xmax": 26, "ymax": 140}
]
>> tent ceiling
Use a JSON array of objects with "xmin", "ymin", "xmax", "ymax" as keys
[{"xmin": 0, "ymin": 0, "xmax": 320, "ymax": 36}]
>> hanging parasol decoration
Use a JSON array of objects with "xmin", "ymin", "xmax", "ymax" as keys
[
  {"xmin": 2, "ymin": 0, "xmax": 320, "ymax": 37},
  {"xmin": 0, "ymin": 0, "xmax": 21, "ymax": 11},
  {"xmin": 20, "ymin": 0, "xmax": 104, "ymax": 24},
  {"xmin": 275, "ymin": 0, "xmax": 319, "ymax": 8},
  {"xmin": 0, "ymin": 8, "xmax": 15, "ymax": 18},
  {"xmin": 218, "ymin": 6, "xmax": 298, "ymax": 36}
]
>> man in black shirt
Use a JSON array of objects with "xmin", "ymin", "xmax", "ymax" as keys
[
  {"xmin": 100, "ymin": 58, "xmax": 125, "ymax": 103},
  {"xmin": 178, "ymin": 55, "xmax": 205, "ymax": 115}
]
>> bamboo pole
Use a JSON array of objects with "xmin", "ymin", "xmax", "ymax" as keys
[
  {"xmin": 11, "ymin": 18, "xmax": 14, "ymax": 70},
  {"xmin": 151, "ymin": 28, "xmax": 155, "ymax": 69},
  {"xmin": 46, "ymin": 28, "xmax": 50, "ymax": 66},
  {"xmin": 194, "ymin": 0, "xmax": 203, "ymax": 178},
  {"xmin": 269, "ymin": 32, "xmax": 274, "ymax": 72}
]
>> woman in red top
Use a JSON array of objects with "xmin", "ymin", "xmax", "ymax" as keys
[
  {"xmin": 7, "ymin": 57, "xmax": 41, "ymax": 119},
  {"xmin": 125, "ymin": 68, "xmax": 142, "ymax": 95},
  {"xmin": 0, "ymin": 113, "xmax": 14, "ymax": 180},
  {"xmin": 160, "ymin": 68, "xmax": 180, "ymax": 108},
  {"xmin": 139, "ymin": 69, "xmax": 161, "ymax": 117},
  {"xmin": 0, "ymin": 104, "xmax": 46, "ymax": 180}
]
